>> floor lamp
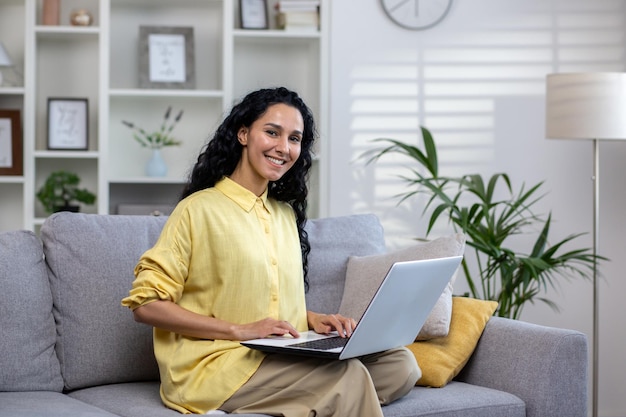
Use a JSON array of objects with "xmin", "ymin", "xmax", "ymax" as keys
[{"xmin": 545, "ymin": 72, "xmax": 626, "ymax": 417}]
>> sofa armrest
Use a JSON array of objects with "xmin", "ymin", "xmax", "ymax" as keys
[{"xmin": 456, "ymin": 317, "xmax": 588, "ymax": 417}]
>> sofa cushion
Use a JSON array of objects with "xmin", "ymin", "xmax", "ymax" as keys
[
  {"xmin": 304, "ymin": 214, "xmax": 386, "ymax": 314},
  {"xmin": 69, "ymin": 382, "xmax": 268, "ymax": 417},
  {"xmin": 407, "ymin": 297, "xmax": 498, "ymax": 388},
  {"xmin": 338, "ymin": 234, "xmax": 465, "ymax": 340},
  {"xmin": 41, "ymin": 213, "xmax": 168, "ymax": 391},
  {"xmin": 0, "ymin": 230, "xmax": 63, "ymax": 392},
  {"xmin": 68, "ymin": 382, "xmax": 188, "ymax": 417},
  {"xmin": 0, "ymin": 391, "xmax": 119, "ymax": 417},
  {"xmin": 381, "ymin": 382, "xmax": 525, "ymax": 417}
]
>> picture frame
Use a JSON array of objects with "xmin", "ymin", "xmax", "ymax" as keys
[
  {"xmin": 139, "ymin": 26, "xmax": 195, "ymax": 89},
  {"xmin": 47, "ymin": 98, "xmax": 89, "ymax": 150},
  {"xmin": 240, "ymin": 0, "xmax": 269, "ymax": 29},
  {"xmin": 0, "ymin": 109, "xmax": 22, "ymax": 176}
]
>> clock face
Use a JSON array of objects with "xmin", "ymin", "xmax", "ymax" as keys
[{"xmin": 381, "ymin": 0, "xmax": 453, "ymax": 30}]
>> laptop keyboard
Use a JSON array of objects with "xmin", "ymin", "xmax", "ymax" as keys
[{"xmin": 289, "ymin": 336, "xmax": 349, "ymax": 351}]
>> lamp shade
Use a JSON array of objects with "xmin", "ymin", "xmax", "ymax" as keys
[
  {"xmin": 0, "ymin": 42, "xmax": 12, "ymax": 67},
  {"xmin": 546, "ymin": 72, "xmax": 626, "ymax": 141}
]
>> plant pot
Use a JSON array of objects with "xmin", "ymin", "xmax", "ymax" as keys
[
  {"xmin": 146, "ymin": 149, "xmax": 168, "ymax": 177},
  {"xmin": 54, "ymin": 205, "xmax": 80, "ymax": 213}
]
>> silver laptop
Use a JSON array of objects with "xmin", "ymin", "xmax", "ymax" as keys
[{"xmin": 241, "ymin": 255, "xmax": 463, "ymax": 360}]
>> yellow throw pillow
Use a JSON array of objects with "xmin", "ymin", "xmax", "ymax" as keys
[{"xmin": 407, "ymin": 296, "xmax": 498, "ymax": 388}]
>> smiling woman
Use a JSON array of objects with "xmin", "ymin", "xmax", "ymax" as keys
[{"xmin": 121, "ymin": 87, "xmax": 421, "ymax": 416}]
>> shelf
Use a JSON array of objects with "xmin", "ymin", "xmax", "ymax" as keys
[
  {"xmin": 233, "ymin": 29, "xmax": 320, "ymax": 39},
  {"xmin": 109, "ymin": 177, "xmax": 186, "ymax": 184},
  {"xmin": 35, "ymin": 25, "xmax": 100, "ymax": 38},
  {"xmin": 0, "ymin": 176, "xmax": 25, "ymax": 184},
  {"xmin": 34, "ymin": 150, "xmax": 100, "ymax": 159},
  {"xmin": 109, "ymin": 89, "xmax": 224, "ymax": 98},
  {"xmin": 111, "ymin": 0, "xmax": 220, "ymax": 7},
  {"xmin": 0, "ymin": 87, "xmax": 25, "ymax": 95}
]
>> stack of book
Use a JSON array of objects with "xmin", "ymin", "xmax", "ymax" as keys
[{"xmin": 275, "ymin": 0, "xmax": 320, "ymax": 32}]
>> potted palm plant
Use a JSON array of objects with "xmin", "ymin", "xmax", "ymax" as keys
[
  {"xmin": 366, "ymin": 127, "xmax": 602, "ymax": 319},
  {"xmin": 36, "ymin": 170, "xmax": 96, "ymax": 214}
]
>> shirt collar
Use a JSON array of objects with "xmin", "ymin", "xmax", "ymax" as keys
[{"xmin": 215, "ymin": 177, "xmax": 270, "ymax": 213}]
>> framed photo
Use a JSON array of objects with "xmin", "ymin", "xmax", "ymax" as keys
[
  {"xmin": 240, "ymin": 0, "xmax": 268, "ymax": 29},
  {"xmin": 139, "ymin": 26, "xmax": 195, "ymax": 89},
  {"xmin": 47, "ymin": 98, "xmax": 89, "ymax": 150},
  {"xmin": 0, "ymin": 109, "xmax": 22, "ymax": 176}
]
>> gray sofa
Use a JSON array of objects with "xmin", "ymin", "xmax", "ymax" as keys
[{"xmin": 0, "ymin": 212, "xmax": 588, "ymax": 417}]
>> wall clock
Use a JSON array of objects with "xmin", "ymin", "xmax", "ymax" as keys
[{"xmin": 381, "ymin": 0, "xmax": 453, "ymax": 30}]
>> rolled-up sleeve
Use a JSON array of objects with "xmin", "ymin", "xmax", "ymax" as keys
[{"xmin": 122, "ymin": 215, "xmax": 189, "ymax": 310}]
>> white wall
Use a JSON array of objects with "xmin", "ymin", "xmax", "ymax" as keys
[{"xmin": 328, "ymin": 1, "xmax": 626, "ymax": 416}]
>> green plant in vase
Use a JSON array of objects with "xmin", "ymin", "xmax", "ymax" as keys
[
  {"xmin": 365, "ymin": 126, "xmax": 603, "ymax": 319},
  {"xmin": 36, "ymin": 170, "xmax": 96, "ymax": 214},
  {"xmin": 122, "ymin": 106, "xmax": 184, "ymax": 177}
]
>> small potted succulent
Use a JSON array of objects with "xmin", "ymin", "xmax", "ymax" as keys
[{"xmin": 36, "ymin": 170, "xmax": 96, "ymax": 214}]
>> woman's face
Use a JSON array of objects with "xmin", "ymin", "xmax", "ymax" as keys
[{"xmin": 232, "ymin": 103, "xmax": 304, "ymax": 195}]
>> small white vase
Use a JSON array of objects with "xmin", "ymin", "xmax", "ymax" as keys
[{"xmin": 146, "ymin": 148, "xmax": 168, "ymax": 177}]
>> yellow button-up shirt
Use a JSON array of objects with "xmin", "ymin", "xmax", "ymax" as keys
[{"xmin": 121, "ymin": 177, "xmax": 308, "ymax": 414}]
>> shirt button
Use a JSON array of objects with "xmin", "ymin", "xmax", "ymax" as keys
[
  {"xmin": 271, "ymin": 258, "xmax": 277, "ymax": 265},
  {"xmin": 265, "ymin": 226, "xmax": 270, "ymax": 233}
]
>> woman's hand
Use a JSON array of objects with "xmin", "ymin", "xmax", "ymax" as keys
[
  {"xmin": 234, "ymin": 318, "xmax": 300, "ymax": 341},
  {"xmin": 307, "ymin": 311, "xmax": 357, "ymax": 338}
]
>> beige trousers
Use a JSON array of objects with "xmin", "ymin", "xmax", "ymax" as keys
[{"xmin": 220, "ymin": 347, "xmax": 421, "ymax": 417}]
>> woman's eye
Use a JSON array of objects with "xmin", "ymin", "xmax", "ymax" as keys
[
  {"xmin": 290, "ymin": 136, "xmax": 302, "ymax": 143},
  {"xmin": 266, "ymin": 130, "xmax": 278, "ymax": 136}
]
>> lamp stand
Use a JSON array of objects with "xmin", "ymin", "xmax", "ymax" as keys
[
  {"xmin": 592, "ymin": 138, "xmax": 599, "ymax": 417},
  {"xmin": 546, "ymin": 71, "xmax": 626, "ymax": 417}
]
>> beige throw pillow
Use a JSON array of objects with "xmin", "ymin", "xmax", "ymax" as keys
[{"xmin": 338, "ymin": 234, "xmax": 465, "ymax": 341}]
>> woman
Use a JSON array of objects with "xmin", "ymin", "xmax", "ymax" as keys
[{"xmin": 122, "ymin": 87, "xmax": 420, "ymax": 416}]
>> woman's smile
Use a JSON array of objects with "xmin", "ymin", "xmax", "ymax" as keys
[{"xmin": 266, "ymin": 155, "xmax": 287, "ymax": 166}]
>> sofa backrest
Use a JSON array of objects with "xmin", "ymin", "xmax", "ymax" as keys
[
  {"xmin": 40, "ymin": 212, "xmax": 387, "ymax": 390},
  {"xmin": 0, "ymin": 230, "xmax": 64, "ymax": 392},
  {"xmin": 304, "ymin": 214, "xmax": 386, "ymax": 313},
  {"xmin": 41, "ymin": 213, "xmax": 168, "ymax": 391}
]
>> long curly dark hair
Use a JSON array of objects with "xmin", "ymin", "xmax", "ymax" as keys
[{"xmin": 181, "ymin": 87, "xmax": 317, "ymax": 290}]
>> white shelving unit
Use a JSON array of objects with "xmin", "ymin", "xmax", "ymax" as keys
[{"xmin": 0, "ymin": 0, "xmax": 328, "ymax": 232}]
